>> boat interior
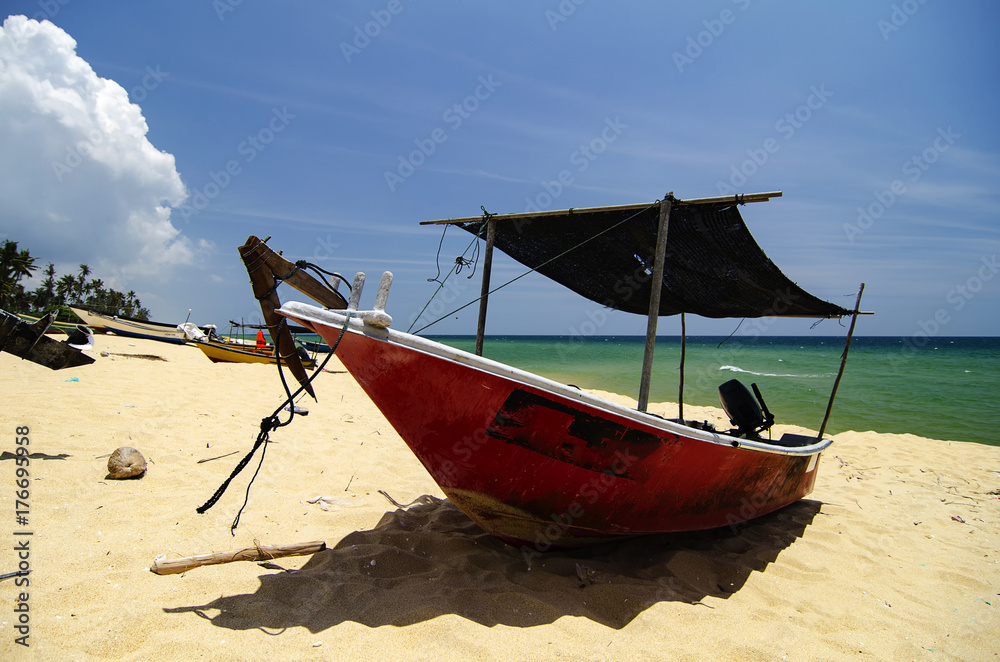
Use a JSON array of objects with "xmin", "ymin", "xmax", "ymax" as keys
[{"xmin": 672, "ymin": 377, "xmax": 821, "ymax": 448}]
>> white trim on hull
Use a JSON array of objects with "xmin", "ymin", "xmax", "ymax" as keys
[{"xmin": 278, "ymin": 301, "xmax": 833, "ymax": 458}]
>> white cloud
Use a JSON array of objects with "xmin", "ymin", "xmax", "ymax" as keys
[{"xmin": 0, "ymin": 15, "xmax": 196, "ymax": 282}]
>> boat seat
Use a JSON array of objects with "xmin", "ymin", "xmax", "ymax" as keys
[
  {"xmin": 718, "ymin": 379, "xmax": 775, "ymax": 438},
  {"xmin": 773, "ymin": 433, "xmax": 820, "ymax": 447}
]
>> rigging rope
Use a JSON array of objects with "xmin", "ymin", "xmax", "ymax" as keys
[
  {"xmin": 256, "ymin": 260, "xmax": 350, "ymax": 301},
  {"xmin": 717, "ymin": 319, "xmax": 745, "ymax": 348},
  {"xmin": 196, "ymin": 261, "xmax": 353, "ymax": 534},
  {"xmin": 406, "ymin": 215, "xmax": 488, "ymax": 333},
  {"xmin": 410, "ymin": 202, "xmax": 660, "ymax": 335}
]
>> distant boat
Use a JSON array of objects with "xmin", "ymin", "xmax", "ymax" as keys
[
  {"xmin": 178, "ymin": 319, "xmax": 319, "ymax": 368},
  {"xmin": 17, "ymin": 313, "xmax": 80, "ymax": 335},
  {"xmin": 0, "ymin": 309, "xmax": 94, "ymax": 370},
  {"xmin": 297, "ymin": 339, "xmax": 333, "ymax": 354},
  {"xmin": 191, "ymin": 335, "xmax": 317, "ymax": 369},
  {"xmin": 234, "ymin": 191, "xmax": 868, "ymax": 549},
  {"xmin": 69, "ymin": 306, "xmax": 192, "ymax": 344}
]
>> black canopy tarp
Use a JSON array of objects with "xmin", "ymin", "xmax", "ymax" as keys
[{"xmin": 450, "ymin": 200, "xmax": 850, "ymax": 319}]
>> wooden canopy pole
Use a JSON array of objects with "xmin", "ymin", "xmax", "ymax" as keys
[
  {"xmin": 418, "ymin": 191, "xmax": 781, "ymax": 226},
  {"xmin": 817, "ymin": 283, "xmax": 865, "ymax": 439},
  {"xmin": 474, "ymin": 217, "xmax": 497, "ymax": 356},
  {"xmin": 678, "ymin": 313, "xmax": 686, "ymax": 422},
  {"xmin": 637, "ymin": 194, "xmax": 673, "ymax": 412}
]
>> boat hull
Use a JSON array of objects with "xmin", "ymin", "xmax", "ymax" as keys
[
  {"xmin": 280, "ymin": 303, "xmax": 827, "ymax": 549},
  {"xmin": 298, "ymin": 339, "xmax": 333, "ymax": 354},
  {"xmin": 0, "ymin": 309, "xmax": 95, "ymax": 369},
  {"xmin": 69, "ymin": 307, "xmax": 188, "ymax": 344},
  {"xmin": 17, "ymin": 313, "xmax": 80, "ymax": 334},
  {"xmin": 192, "ymin": 339, "xmax": 317, "ymax": 369}
]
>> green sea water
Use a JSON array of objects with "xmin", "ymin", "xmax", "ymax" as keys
[{"xmin": 421, "ymin": 335, "xmax": 1000, "ymax": 447}]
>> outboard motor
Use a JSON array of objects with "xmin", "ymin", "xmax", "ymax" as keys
[
  {"xmin": 719, "ymin": 379, "xmax": 775, "ymax": 437},
  {"xmin": 65, "ymin": 324, "xmax": 94, "ymax": 351}
]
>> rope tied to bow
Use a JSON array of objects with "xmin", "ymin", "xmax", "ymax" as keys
[{"xmin": 196, "ymin": 314, "xmax": 352, "ymax": 534}]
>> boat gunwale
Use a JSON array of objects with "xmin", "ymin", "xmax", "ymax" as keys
[
  {"xmin": 69, "ymin": 306, "xmax": 189, "ymax": 334},
  {"xmin": 102, "ymin": 327, "xmax": 188, "ymax": 344},
  {"xmin": 69, "ymin": 308, "xmax": 197, "ymax": 345},
  {"xmin": 17, "ymin": 313, "xmax": 81, "ymax": 333},
  {"xmin": 192, "ymin": 337, "xmax": 317, "ymax": 368},
  {"xmin": 278, "ymin": 301, "xmax": 833, "ymax": 458}
]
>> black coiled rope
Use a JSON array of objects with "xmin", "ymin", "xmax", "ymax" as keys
[
  {"xmin": 257, "ymin": 260, "xmax": 350, "ymax": 301},
  {"xmin": 196, "ymin": 312, "xmax": 352, "ymax": 535}
]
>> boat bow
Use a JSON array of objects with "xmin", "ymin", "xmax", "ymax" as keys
[{"xmin": 238, "ymin": 236, "xmax": 348, "ymax": 398}]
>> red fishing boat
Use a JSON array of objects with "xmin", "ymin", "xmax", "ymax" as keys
[{"xmin": 234, "ymin": 191, "xmax": 865, "ymax": 551}]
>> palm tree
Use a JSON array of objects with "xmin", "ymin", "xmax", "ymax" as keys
[
  {"xmin": 0, "ymin": 241, "xmax": 17, "ymax": 308},
  {"xmin": 31, "ymin": 262, "xmax": 57, "ymax": 311},
  {"xmin": 56, "ymin": 274, "xmax": 76, "ymax": 305},
  {"xmin": 10, "ymin": 284, "xmax": 31, "ymax": 312},
  {"xmin": 118, "ymin": 290, "xmax": 133, "ymax": 317},
  {"xmin": 15, "ymin": 248, "xmax": 36, "ymax": 281},
  {"xmin": 0, "ymin": 240, "xmax": 21, "ymax": 282},
  {"xmin": 0, "ymin": 240, "xmax": 38, "ymax": 310},
  {"xmin": 0, "ymin": 246, "xmax": 150, "ymax": 318},
  {"xmin": 86, "ymin": 278, "xmax": 104, "ymax": 306},
  {"xmin": 75, "ymin": 264, "xmax": 91, "ymax": 302}
]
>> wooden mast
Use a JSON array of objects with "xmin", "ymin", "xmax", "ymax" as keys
[
  {"xmin": 474, "ymin": 216, "xmax": 497, "ymax": 356},
  {"xmin": 678, "ymin": 313, "xmax": 686, "ymax": 421},
  {"xmin": 817, "ymin": 283, "xmax": 865, "ymax": 439},
  {"xmin": 637, "ymin": 194, "xmax": 673, "ymax": 412}
]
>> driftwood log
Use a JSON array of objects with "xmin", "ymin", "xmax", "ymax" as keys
[{"xmin": 150, "ymin": 540, "xmax": 326, "ymax": 575}]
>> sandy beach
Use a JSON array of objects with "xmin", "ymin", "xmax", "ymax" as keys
[{"xmin": 1, "ymin": 333, "xmax": 997, "ymax": 661}]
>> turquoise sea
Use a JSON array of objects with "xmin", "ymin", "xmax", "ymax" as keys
[{"xmin": 412, "ymin": 335, "xmax": 1000, "ymax": 447}]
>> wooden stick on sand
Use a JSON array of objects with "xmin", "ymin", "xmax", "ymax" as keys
[{"xmin": 150, "ymin": 540, "xmax": 326, "ymax": 575}]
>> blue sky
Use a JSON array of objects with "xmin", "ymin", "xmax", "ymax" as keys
[{"xmin": 1, "ymin": 1, "xmax": 997, "ymax": 338}]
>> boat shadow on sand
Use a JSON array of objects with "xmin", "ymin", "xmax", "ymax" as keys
[{"xmin": 166, "ymin": 496, "xmax": 820, "ymax": 631}]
